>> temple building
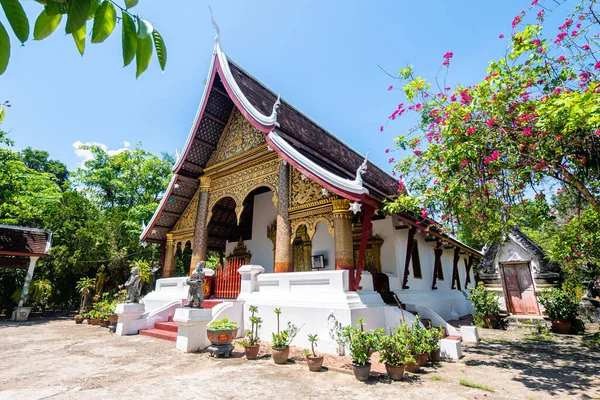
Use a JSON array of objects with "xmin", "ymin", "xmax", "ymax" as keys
[{"xmin": 136, "ymin": 27, "xmax": 482, "ymax": 353}]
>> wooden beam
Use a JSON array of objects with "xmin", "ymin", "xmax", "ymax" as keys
[
  {"xmin": 432, "ymin": 240, "xmax": 443, "ymax": 290},
  {"xmin": 176, "ymin": 175, "xmax": 200, "ymax": 186},
  {"xmin": 211, "ymin": 86, "xmax": 229, "ymax": 99},
  {"xmin": 451, "ymin": 247, "xmax": 461, "ymax": 290},
  {"xmin": 204, "ymin": 111, "xmax": 228, "ymax": 126},
  {"xmin": 402, "ymin": 226, "xmax": 416, "ymax": 290},
  {"xmin": 395, "ymin": 225, "xmax": 410, "ymax": 230},
  {"xmin": 169, "ymin": 194, "xmax": 192, "ymax": 203},
  {"xmin": 193, "ymin": 137, "xmax": 217, "ymax": 150},
  {"xmin": 161, "ymin": 210, "xmax": 182, "ymax": 218}
]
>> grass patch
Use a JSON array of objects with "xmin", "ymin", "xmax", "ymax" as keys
[
  {"xmin": 487, "ymin": 338, "xmax": 511, "ymax": 344},
  {"xmin": 581, "ymin": 331, "xmax": 600, "ymax": 348},
  {"xmin": 430, "ymin": 375, "xmax": 444, "ymax": 381},
  {"xmin": 524, "ymin": 332, "xmax": 554, "ymax": 343},
  {"xmin": 459, "ymin": 379, "xmax": 495, "ymax": 392}
]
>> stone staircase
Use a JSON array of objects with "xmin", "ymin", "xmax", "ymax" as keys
[
  {"xmin": 138, "ymin": 300, "xmax": 224, "ymax": 342},
  {"xmin": 505, "ymin": 315, "xmax": 549, "ymax": 332}
]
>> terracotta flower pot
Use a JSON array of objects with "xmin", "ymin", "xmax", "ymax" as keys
[
  {"xmin": 87, "ymin": 318, "xmax": 92, "ymax": 325},
  {"xmin": 272, "ymin": 347, "xmax": 290, "ymax": 364},
  {"xmin": 419, "ymin": 352, "xmax": 429, "ymax": 366},
  {"xmin": 207, "ymin": 328, "xmax": 238, "ymax": 346},
  {"xmin": 306, "ymin": 355, "xmax": 324, "ymax": 372},
  {"xmin": 74, "ymin": 315, "xmax": 84, "ymax": 324},
  {"xmin": 483, "ymin": 315, "xmax": 498, "ymax": 329},
  {"xmin": 90, "ymin": 318, "xmax": 101, "ymax": 326},
  {"xmin": 100, "ymin": 319, "xmax": 110, "ymax": 328},
  {"xmin": 551, "ymin": 319, "xmax": 573, "ymax": 334},
  {"xmin": 405, "ymin": 360, "xmax": 420, "ymax": 373},
  {"xmin": 430, "ymin": 349, "xmax": 441, "ymax": 362},
  {"xmin": 244, "ymin": 345, "xmax": 260, "ymax": 360},
  {"xmin": 352, "ymin": 362, "xmax": 371, "ymax": 382},
  {"xmin": 108, "ymin": 314, "xmax": 118, "ymax": 325},
  {"xmin": 385, "ymin": 363, "xmax": 405, "ymax": 381}
]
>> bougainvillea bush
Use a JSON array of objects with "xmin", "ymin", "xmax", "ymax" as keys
[{"xmin": 384, "ymin": 0, "xmax": 600, "ymax": 251}]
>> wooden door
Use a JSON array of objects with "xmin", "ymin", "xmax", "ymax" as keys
[{"xmin": 501, "ymin": 263, "xmax": 540, "ymax": 315}]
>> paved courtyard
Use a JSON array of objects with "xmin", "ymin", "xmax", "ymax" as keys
[{"xmin": 0, "ymin": 318, "xmax": 598, "ymax": 399}]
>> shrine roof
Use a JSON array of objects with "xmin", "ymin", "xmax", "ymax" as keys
[{"xmin": 0, "ymin": 225, "xmax": 52, "ymax": 259}]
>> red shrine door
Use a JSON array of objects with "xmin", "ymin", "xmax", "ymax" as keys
[{"xmin": 501, "ymin": 262, "xmax": 540, "ymax": 315}]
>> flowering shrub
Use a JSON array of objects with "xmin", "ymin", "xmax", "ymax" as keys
[
  {"xmin": 468, "ymin": 282, "xmax": 501, "ymax": 318},
  {"xmin": 537, "ymin": 287, "xmax": 580, "ymax": 320},
  {"xmin": 383, "ymin": 0, "xmax": 600, "ymax": 248}
]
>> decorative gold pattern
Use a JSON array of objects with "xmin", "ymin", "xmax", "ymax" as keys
[
  {"xmin": 293, "ymin": 225, "xmax": 312, "ymax": 272},
  {"xmin": 207, "ymin": 109, "xmax": 266, "ymax": 167},
  {"xmin": 352, "ymin": 222, "xmax": 384, "ymax": 274},
  {"xmin": 291, "ymin": 213, "xmax": 334, "ymax": 243},
  {"xmin": 200, "ymin": 176, "xmax": 211, "ymax": 191},
  {"xmin": 173, "ymin": 192, "xmax": 199, "ymax": 231},
  {"xmin": 290, "ymin": 167, "xmax": 332, "ymax": 208}
]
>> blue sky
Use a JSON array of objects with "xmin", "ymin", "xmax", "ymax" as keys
[{"xmin": 1, "ymin": 1, "xmax": 523, "ymax": 172}]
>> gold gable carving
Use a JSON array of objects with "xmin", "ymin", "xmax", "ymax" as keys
[
  {"xmin": 290, "ymin": 167, "xmax": 333, "ymax": 208},
  {"xmin": 173, "ymin": 191, "xmax": 199, "ymax": 231},
  {"xmin": 206, "ymin": 108, "xmax": 266, "ymax": 167}
]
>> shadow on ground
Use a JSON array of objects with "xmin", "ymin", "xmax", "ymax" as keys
[
  {"xmin": 464, "ymin": 336, "xmax": 600, "ymax": 397},
  {"xmin": 0, "ymin": 317, "xmax": 71, "ymax": 329}
]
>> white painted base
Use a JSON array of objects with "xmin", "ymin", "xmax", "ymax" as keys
[
  {"xmin": 461, "ymin": 326, "xmax": 479, "ymax": 343},
  {"xmin": 173, "ymin": 308, "xmax": 212, "ymax": 353},
  {"xmin": 395, "ymin": 290, "xmax": 473, "ymax": 321},
  {"xmin": 440, "ymin": 338, "xmax": 462, "ymax": 360},
  {"xmin": 115, "ymin": 303, "xmax": 145, "ymax": 336},
  {"xmin": 11, "ymin": 307, "xmax": 33, "ymax": 321}
]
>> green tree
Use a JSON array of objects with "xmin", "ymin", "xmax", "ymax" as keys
[
  {"xmin": 385, "ymin": 0, "xmax": 600, "ymax": 248},
  {"xmin": 0, "ymin": 0, "xmax": 166, "ymax": 77},
  {"xmin": 20, "ymin": 147, "xmax": 69, "ymax": 188}
]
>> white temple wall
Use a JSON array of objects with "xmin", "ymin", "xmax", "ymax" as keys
[
  {"xmin": 372, "ymin": 216, "xmax": 397, "ymax": 277},
  {"xmin": 225, "ymin": 191, "xmax": 276, "ymax": 273},
  {"xmin": 311, "ymin": 221, "xmax": 335, "ymax": 270}
]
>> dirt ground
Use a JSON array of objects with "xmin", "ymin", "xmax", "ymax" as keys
[{"xmin": 1, "ymin": 318, "xmax": 598, "ymax": 400}]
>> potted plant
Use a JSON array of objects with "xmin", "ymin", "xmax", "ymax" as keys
[
  {"xmin": 271, "ymin": 308, "xmax": 300, "ymax": 364},
  {"xmin": 468, "ymin": 282, "xmax": 501, "ymax": 329},
  {"xmin": 207, "ymin": 318, "xmax": 239, "ymax": 346},
  {"xmin": 537, "ymin": 287, "xmax": 580, "ymax": 334},
  {"xmin": 88, "ymin": 309, "xmax": 101, "ymax": 325},
  {"xmin": 75, "ymin": 277, "xmax": 95, "ymax": 324},
  {"xmin": 426, "ymin": 326, "xmax": 445, "ymax": 362},
  {"xmin": 398, "ymin": 322, "xmax": 421, "ymax": 373},
  {"xmin": 304, "ymin": 334, "xmax": 324, "ymax": 372},
  {"xmin": 74, "ymin": 314, "xmax": 85, "ymax": 324},
  {"xmin": 239, "ymin": 305, "xmax": 262, "ymax": 359},
  {"xmin": 376, "ymin": 327, "xmax": 412, "ymax": 381},
  {"xmin": 340, "ymin": 318, "xmax": 376, "ymax": 381}
]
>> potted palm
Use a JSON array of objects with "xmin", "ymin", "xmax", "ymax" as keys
[
  {"xmin": 239, "ymin": 305, "xmax": 262, "ymax": 359},
  {"xmin": 376, "ymin": 327, "xmax": 412, "ymax": 381},
  {"xmin": 75, "ymin": 277, "xmax": 95, "ymax": 324},
  {"xmin": 537, "ymin": 287, "xmax": 580, "ymax": 334},
  {"xmin": 271, "ymin": 308, "xmax": 300, "ymax": 364},
  {"xmin": 304, "ymin": 334, "xmax": 324, "ymax": 372},
  {"xmin": 399, "ymin": 322, "xmax": 421, "ymax": 373},
  {"xmin": 468, "ymin": 282, "xmax": 501, "ymax": 329},
  {"xmin": 340, "ymin": 318, "xmax": 376, "ymax": 381}
]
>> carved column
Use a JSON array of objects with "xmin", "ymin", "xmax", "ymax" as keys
[
  {"xmin": 162, "ymin": 233, "xmax": 177, "ymax": 278},
  {"xmin": 332, "ymin": 199, "xmax": 355, "ymax": 290},
  {"xmin": 190, "ymin": 176, "xmax": 211, "ymax": 275},
  {"xmin": 274, "ymin": 161, "xmax": 293, "ymax": 273}
]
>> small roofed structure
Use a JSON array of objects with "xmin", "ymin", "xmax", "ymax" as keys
[
  {"xmin": 478, "ymin": 227, "xmax": 560, "ymax": 315},
  {"xmin": 0, "ymin": 225, "xmax": 52, "ymax": 321}
]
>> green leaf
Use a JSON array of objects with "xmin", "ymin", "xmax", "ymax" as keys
[
  {"xmin": 33, "ymin": 9, "xmax": 62, "ymax": 40},
  {"xmin": 45, "ymin": 1, "xmax": 67, "ymax": 16},
  {"xmin": 136, "ymin": 16, "xmax": 152, "ymax": 38},
  {"xmin": 152, "ymin": 29, "xmax": 166, "ymax": 71},
  {"xmin": 72, "ymin": 20, "xmax": 85, "ymax": 55},
  {"xmin": 124, "ymin": 0, "xmax": 137, "ymax": 9},
  {"xmin": 0, "ymin": 0, "xmax": 29, "ymax": 44},
  {"xmin": 121, "ymin": 11, "xmax": 136, "ymax": 66},
  {"xmin": 135, "ymin": 33, "xmax": 152, "ymax": 78},
  {"xmin": 87, "ymin": 0, "xmax": 99, "ymax": 19},
  {"xmin": 0, "ymin": 21, "xmax": 9, "ymax": 75},
  {"xmin": 65, "ymin": 0, "xmax": 91, "ymax": 34},
  {"xmin": 91, "ymin": 1, "xmax": 116, "ymax": 43},
  {"xmin": 0, "ymin": 104, "xmax": 4, "ymax": 122}
]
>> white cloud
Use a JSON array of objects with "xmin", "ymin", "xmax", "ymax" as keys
[{"xmin": 73, "ymin": 140, "xmax": 132, "ymax": 167}]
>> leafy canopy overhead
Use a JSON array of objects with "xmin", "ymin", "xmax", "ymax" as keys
[
  {"xmin": 0, "ymin": 0, "xmax": 166, "ymax": 77},
  {"xmin": 384, "ymin": 0, "xmax": 600, "ymax": 246}
]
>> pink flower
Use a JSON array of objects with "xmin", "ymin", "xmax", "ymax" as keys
[
  {"xmin": 556, "ymin": 55, "xmax": 566, "ymax": 62},
  {"xmin": 388, "ymin": 85, "xmax": 394, "ymax": 91},
  {"xmin": 385, "ymin": 148, "xmax": 390, "ymax": 153},
  {"xmin": 461, "ymin": 159, "xmax": 468, "ymax": 167},
  {"xmin": 442, "ymin": 59, "xmax": 450, "ymax": 66},
  {"xmin": 512, "ymin": 14, "xmax": 522, "ymax": 28},
  {"xmin": 499, "ymin": 33, "xmax": 505, "ymax": 38},
  {"xmin": 571, "ymin": 30, "xmax": 578, "ymax": 37},
  {"xmin": 582, "ymin": 45, "xmax": 590, "ymax": 50},
  {"xmin": 487, "ymin": 118, "xmax": 496, "ymax": 127},
  {"xmin": 531, "ymin": 0, "xmax": 538, "ymax": 4},
  {"xmin": 555, "ymin": 32, "xmax": 568, "ymax": 42},
  {"xmin": 595, "ymin": 130, "xmax": 600, "ymax": 136},
  {"xmin": 380, "ymin": 126, "xmax": 384, "ymax": 132},
  {"xmin": 420, "ymin": 208, "xmax": 428, "ymax": 219},
  {"xmin": 595, "ymin": 61, "xmax": 600, "ymax": 70},
  {"xmin": 388, "ymin": 157, "xmax": 395, "ymax": 163},
  {"xmin": 491, "ymin": 150, "xmax": 499, "ymax": 160},
  {"xmin": 443, "ymin": 52, "xmax": 454, "ymax": 59},
  {"xmin": 466, "ymin": 127, "xmax": 476, "ymax": 135},
  {"xmin": 413, "ymin": 150, "xmax": 422, "ymax": 156}
]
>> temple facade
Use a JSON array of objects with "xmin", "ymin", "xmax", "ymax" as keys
[{"xmin": 136, "ymin": 32, "xmax": 483, "ymax": 352}]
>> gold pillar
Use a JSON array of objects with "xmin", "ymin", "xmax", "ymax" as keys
[
  {"xmin": 275, "ymin": 160, "xmax": 293, "ymax": 272},
  {"xmin": 332, "ymin": 199, "xmax": 355, "ymax": 289},
  {"xmin": 190, "ymin": 176, "xmax": 211, "ymax": 275},
  {"xmin": 162, "ymin": 233, "xmax": 176, "ymax": 278}
]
